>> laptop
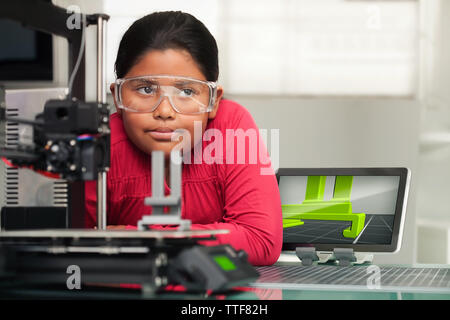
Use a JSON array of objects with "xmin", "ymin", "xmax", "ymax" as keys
[{"xmin": 252, "ymin": 168, "xmax": 450, "ymax": 293}]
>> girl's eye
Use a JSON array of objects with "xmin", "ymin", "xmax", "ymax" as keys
[
  {"xmin": 180, "ymin": 88, "xmax": 195, "ymax": 97},
  {"xmin": 137, "ymin": 86, "xmax": 156, "ymax": 95}
]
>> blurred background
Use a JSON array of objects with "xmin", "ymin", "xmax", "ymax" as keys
[{"xmin": 1, "ymin": 0, "xmax": 450, "ymax": 265}]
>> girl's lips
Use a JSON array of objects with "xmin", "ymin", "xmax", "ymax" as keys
[{"xmin": 146, "ymin": 128, "xmax": 175, "ymax": 141}]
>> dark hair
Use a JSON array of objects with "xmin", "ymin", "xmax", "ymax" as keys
[{"xmin": 114, "ymin": 11, "xmax": 219, "ymax": 81}]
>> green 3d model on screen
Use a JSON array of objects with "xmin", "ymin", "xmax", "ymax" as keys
[{"xmin": 282, "ymin": 176, "xmax": 366, "ymax": 238}]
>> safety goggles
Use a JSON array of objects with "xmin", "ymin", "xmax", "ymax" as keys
[{"xmin": 115, "ymin": 75, "xmax": 218, "ymax": 114}]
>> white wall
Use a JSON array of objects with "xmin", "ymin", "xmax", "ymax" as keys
[
  {"xmin": 415, "ymin": 0, "xmax": 450, "ymax": 263},
  {"xmin": 220, "ymin": 0, "xmax": 418, "ymax": 96},
  {"xmin": 417, "ymin": 0, "xmax": 450, "ymax": 221}
]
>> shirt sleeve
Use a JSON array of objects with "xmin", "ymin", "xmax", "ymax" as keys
[{"xmin": 189, "ymin": 106, "xmax": 283, "ymax": 266}]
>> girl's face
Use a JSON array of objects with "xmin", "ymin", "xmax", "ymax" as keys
[{"xmin": 110, "ymin": 49, "xmax": 223, "ymax": 158}]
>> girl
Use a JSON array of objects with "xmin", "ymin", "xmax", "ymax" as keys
[{"xmin": 85, "ymin": 11, "xmax": 282, "ymax": 266}]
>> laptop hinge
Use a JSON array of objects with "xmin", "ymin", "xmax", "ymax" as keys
[
  {"xmin": 296, "ymin": 247, "xmax": 372, "ymax": 266},
  {"xmin": 332, "ymin": 248, "xmax": 356, "ymax": 267},
  {"xmin": 295, "ymin": 247, "xmax": 319, "ymax": 266}
]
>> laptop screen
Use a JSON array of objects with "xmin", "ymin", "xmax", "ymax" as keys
[{"xmin": 277, "ymin": 168, "xmax": 409, "ymax": 252}]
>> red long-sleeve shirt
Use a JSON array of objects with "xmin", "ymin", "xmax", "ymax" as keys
[{"xmin": 85, "ymin": 99, "xmax": 282, "ymax": 266}]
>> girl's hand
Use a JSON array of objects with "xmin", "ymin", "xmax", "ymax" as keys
[
  {"xmin": 93, "ymin": 225, "xmax": 135, "ymax": 230},
  {"xmin": 106, "ymin": 225, "xmax": 128, "ymax": 230}
]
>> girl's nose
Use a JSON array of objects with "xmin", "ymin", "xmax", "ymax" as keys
[{"xmin": 152, "ymin": 96, "xmax": 176, "ymax": 120}]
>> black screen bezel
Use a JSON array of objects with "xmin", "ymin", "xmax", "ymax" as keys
[
  {"xmin": 0, "ymin": 19, "xmax": 53, "ymax": 81},
  {"xmin": 277, "ymin": 167, "xmax": 410, "ymax": 252}
]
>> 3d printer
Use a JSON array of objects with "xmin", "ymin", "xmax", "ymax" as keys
[{"xmin": 0, "ymin": 0, "xmax": 258, "ymax": 296}]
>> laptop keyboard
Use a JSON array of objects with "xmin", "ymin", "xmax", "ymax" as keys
[{"xmin": 253, "ymin": 265, "xmax": 450, "ymax": 292}]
